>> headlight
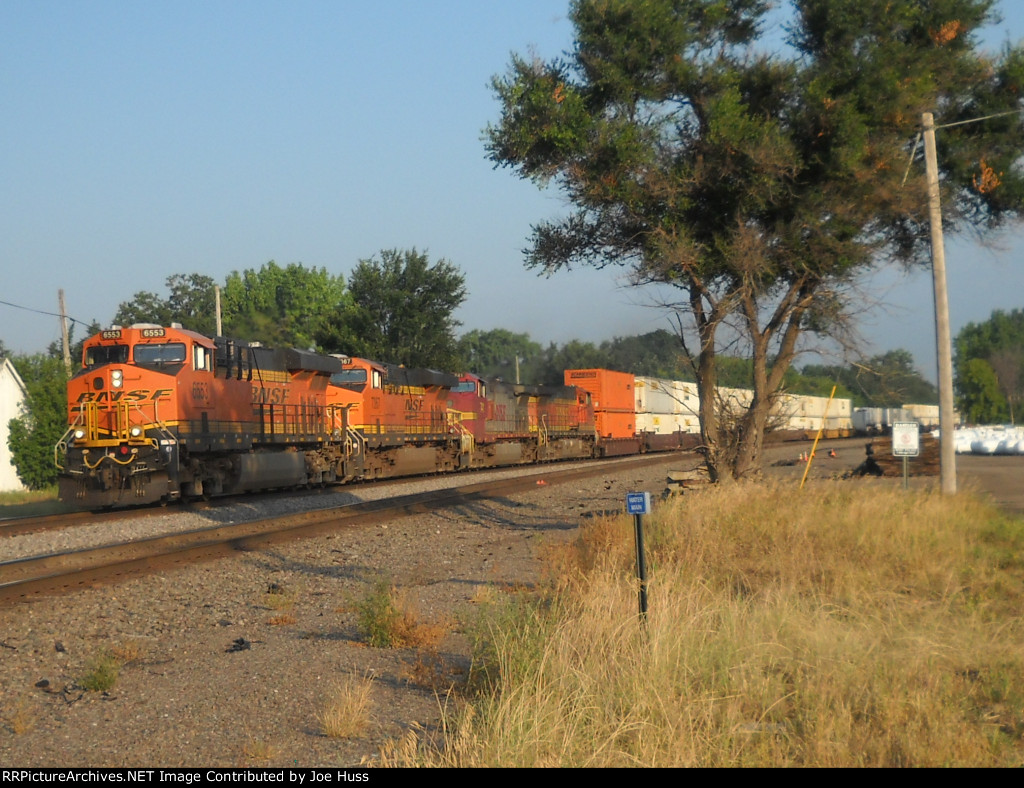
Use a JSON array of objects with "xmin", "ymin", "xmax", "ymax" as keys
[
  {"xmin": 130, "ymin": 426, "xmax": 143, "ymax": 438},
  {"xmin": 73, "ymin": 429, "xmax": 85, "ymax": 442},
  {"xmin": 111, "ymin": 369, "xmax": 123, "ymax": 388}
]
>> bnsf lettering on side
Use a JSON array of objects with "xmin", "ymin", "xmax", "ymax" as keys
[
  {"xmin": 568, "ymin": 371, "xmax": 597, "ymax": 379},
  {"xmin": 76, "ymin": 389, "xmax": 172, "ymax": 403}
]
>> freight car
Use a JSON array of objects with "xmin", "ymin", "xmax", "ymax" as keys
[{"xmin": 55, "ymin": 323, "xmax": 856, "ymax": 509}]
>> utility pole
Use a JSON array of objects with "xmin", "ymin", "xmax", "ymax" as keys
[
  {"xmin": 922, "ymin": 112, "xmax": 957, "ymax": 495},
  {"xmin": 58, "ymin": 289, "xmax": 72, "ymax": 376},
  {"xmin": 215, "ymin": 285, "xmax": 223, "ymax": 336}
]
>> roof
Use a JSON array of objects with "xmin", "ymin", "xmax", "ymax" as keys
[{"xmin": 0, "ymin": 356, "xmax": 28, "ymax": 398}]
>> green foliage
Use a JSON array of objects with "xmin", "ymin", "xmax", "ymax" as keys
[
  {"xmin": 7, "ymin": 353, "xmax": 67, "ymax": 490},
  {"xmin": 114, "ymin": 273, "xmax": 219, "ymax": 336},
  {"xmin": 602, "ymin": 330, "xmax": 691, "ymax": 380},
  {"xmin": 357, "ymin": 580, "xmax": 404, "ymax": 649},
  {"xmin": 77, "ymin": 650, "xmax": 121, "ymax": 692},
  {"xmin": 112, "ymin": 265, "xmax": 348, "ymax": 350},
  {"xmin": 220, "ymin": 261, "xmax": 348, "ymax": 349},
  {"xmin": 317, "ymin": 249, "xmax": 467, "ymax": 371},
  {"xmin": 486, "ymin": 0, "xmax": 1024, "ymax": 480},
  {"xmin": 955, "ymin": 309, "xmax": 1024, "ymax": 424},
  {"xmin": 456, "ymin": 329, "xmax": 543, "ymax": 380},
  {"xmin": 958, "ymin": 357, "xmax": 1009, "ymax": 424}
]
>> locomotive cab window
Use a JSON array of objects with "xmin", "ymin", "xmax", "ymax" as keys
[
  {"xmin": 134, "ymin": 342, "xmax": 187, "ymax": 366},
  {"xmin": 193, "ymin": 345, "xmax": 211, "ymax": 372},
  {"xmin": 330, "ymin": 369, "xmax": 367, "ymax": 391},
  {"xmin": 85, "ymin": 344, "xmax": 129, "ymax": 369}
]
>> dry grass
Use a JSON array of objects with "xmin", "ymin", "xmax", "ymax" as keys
[
  {"xmin": 108, "ymin": 639, "xmax": 147, "ymax": 665},
  {"xmin": 317, "ymin": 675, "xmax": 375, "ymax": 739},
  {"xmin": 241, "ymin": 735, "xmax": 278, "ymax": 763},
  {"xmin": 378, "ymin": 482, "xmax": 1024, "ymax": 767},
  {"xmin": 3, "ymin": 699, "xmax": 35, "ymax": 735}
]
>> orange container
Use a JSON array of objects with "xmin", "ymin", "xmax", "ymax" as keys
[
  {"xmin": 595, "ymin": 411, "xmax": 636, "ymax": 440},
  {"xmin": 564, "ymin": 369, "xmax": 635, "ymax": 413}
]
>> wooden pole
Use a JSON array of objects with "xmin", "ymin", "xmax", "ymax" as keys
[
  {"xmin": 921, "ymin": 112, "xmax": 957, "ymax": 495},
  {"xmin": 58, "ymin": 289, "xmax": 72, "ymax": 375}
]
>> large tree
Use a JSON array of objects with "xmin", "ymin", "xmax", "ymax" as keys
[
  {"xmin": 113, "ymin": 265, "xmax": 348, "ymax": 349},
  {"xmin": 317, "ymin": 249, "xmax": 467, "ymax": 371},
  {"xmin": 114, "ymin": 273, "xmax": 220, "ymax": 337},
  {"xmin": 955, "ymin": 308, "xmax": 1024, "ymax": 423},
  {"xmin": 486, "ymin": 0, "xmax": 1024, "ymax": 480},
  {"xmin": 456, "ymin": 329, "xmax": 543, "ymax": 380},
  {"xmin": 220, "ymin": 261, "xmax": 348, "ymax": 349}
]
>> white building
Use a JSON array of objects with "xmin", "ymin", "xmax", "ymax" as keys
[{"xmin": 0, "ymin": 357, "xmax": 28, "ymax": 491}]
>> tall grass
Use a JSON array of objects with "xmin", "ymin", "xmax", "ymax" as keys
[{"xmin": 380, "ymin": 482, "xmax": 1024, "ymax": 767}]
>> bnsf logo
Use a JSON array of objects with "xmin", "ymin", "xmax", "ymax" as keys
[{"xmin": 76, "ymin": 389, "xmax": 172, "ymax": 403}]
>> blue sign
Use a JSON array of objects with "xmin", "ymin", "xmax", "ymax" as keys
[{"xmin": 626, "ymin": 491, "xmax": 651, "ymax": 515}]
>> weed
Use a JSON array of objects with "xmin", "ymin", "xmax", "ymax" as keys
[
  {"xmin": 77, "ymin": 650, "xmax": 121, "ymax": 692},
  {"xmin": 404, "ymin": 648, "xmax": 465, "ymax": 692},
  {"xmin": 241, "ymin": 736, "xmax": 278, "ymax": 763},
  {"xmin": 263, "ymin": 583, "xmax": 296, "ymax": 611},
  {"xmin": 267, "ymin": 614, "xmax": 297, "ymax": 626},
  {"xmin": 76, "ymin": 639, "xmax": 147, "ymax": 692},
  {"xmin": 109, "ymin": 639, "xmax": 146, "ymax": 665},
  {"xmin": 387, "ymin": 484, "xmax": 1024, "ymax": 767},
  {"xmin": 317, "ymin": 675, "xmax": 375, "ymax": 739},
  {"xmin": 356, "ymin": 580, "xmax": 449, "ymax": 649},
  {"xmin": 3, "ymin": 699, "xmax": 35, "ymax": 734}
]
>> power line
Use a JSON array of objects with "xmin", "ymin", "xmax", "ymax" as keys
[{"xmin": 0, "ymin": 298, "xmax": 92, "ymax": 328}]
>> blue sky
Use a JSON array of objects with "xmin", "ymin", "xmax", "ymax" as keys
[{"xmin": 2, "ymin": 1, "xmax": 1023, "ymax": 382}]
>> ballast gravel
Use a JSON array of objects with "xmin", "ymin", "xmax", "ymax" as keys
[{"xmin": 0, "ymin": 455, "xmax": 708, "ymax": 768}]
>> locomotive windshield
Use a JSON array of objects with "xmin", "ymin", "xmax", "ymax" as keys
[
  {"xmin": 134, "ymin": 342, "xmax": 187, "ymax": 365},
  {"xmin": 85, "ymin": 344, "xmax": 129, "ymax": 369},
  {"xmin": 330, "ymin": 369, "xmax": 367, "ymax": 390}
]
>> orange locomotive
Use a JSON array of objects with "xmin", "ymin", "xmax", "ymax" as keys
[
  {"xmin": 57, "ymin": 324, "xmax": 345, "ymax": 507},
  {"xmin": 326, "ymin": 355, "xmax": 467, "ymax": 479}
]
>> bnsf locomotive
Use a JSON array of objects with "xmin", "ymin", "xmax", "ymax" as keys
[{"xmin": 56, "ymin": 324, "xmax": 638, "ymax": 508}]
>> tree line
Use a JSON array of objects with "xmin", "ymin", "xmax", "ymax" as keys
[{"xmin": 4, "ymin": 246, "xmax": 1019, "ymax": 491}]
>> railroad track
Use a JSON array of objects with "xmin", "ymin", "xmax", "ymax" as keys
[{"xmin": 0, "ymin": 453, "xmax": 688, "ymax": 606}]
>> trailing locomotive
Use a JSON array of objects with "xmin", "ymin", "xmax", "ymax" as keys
[{"xmin": 56, "ymin": 323, "xmax": 864, "ymax": 509}]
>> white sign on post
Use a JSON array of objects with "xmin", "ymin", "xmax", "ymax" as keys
[{"xmin": 892, "ymin": 422, "xmax": 920, "ymax": 457}]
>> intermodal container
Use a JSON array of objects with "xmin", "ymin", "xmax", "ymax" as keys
[{"xmin": 564, "ymin": 369, "xmax": 635, "ymax": 413}]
